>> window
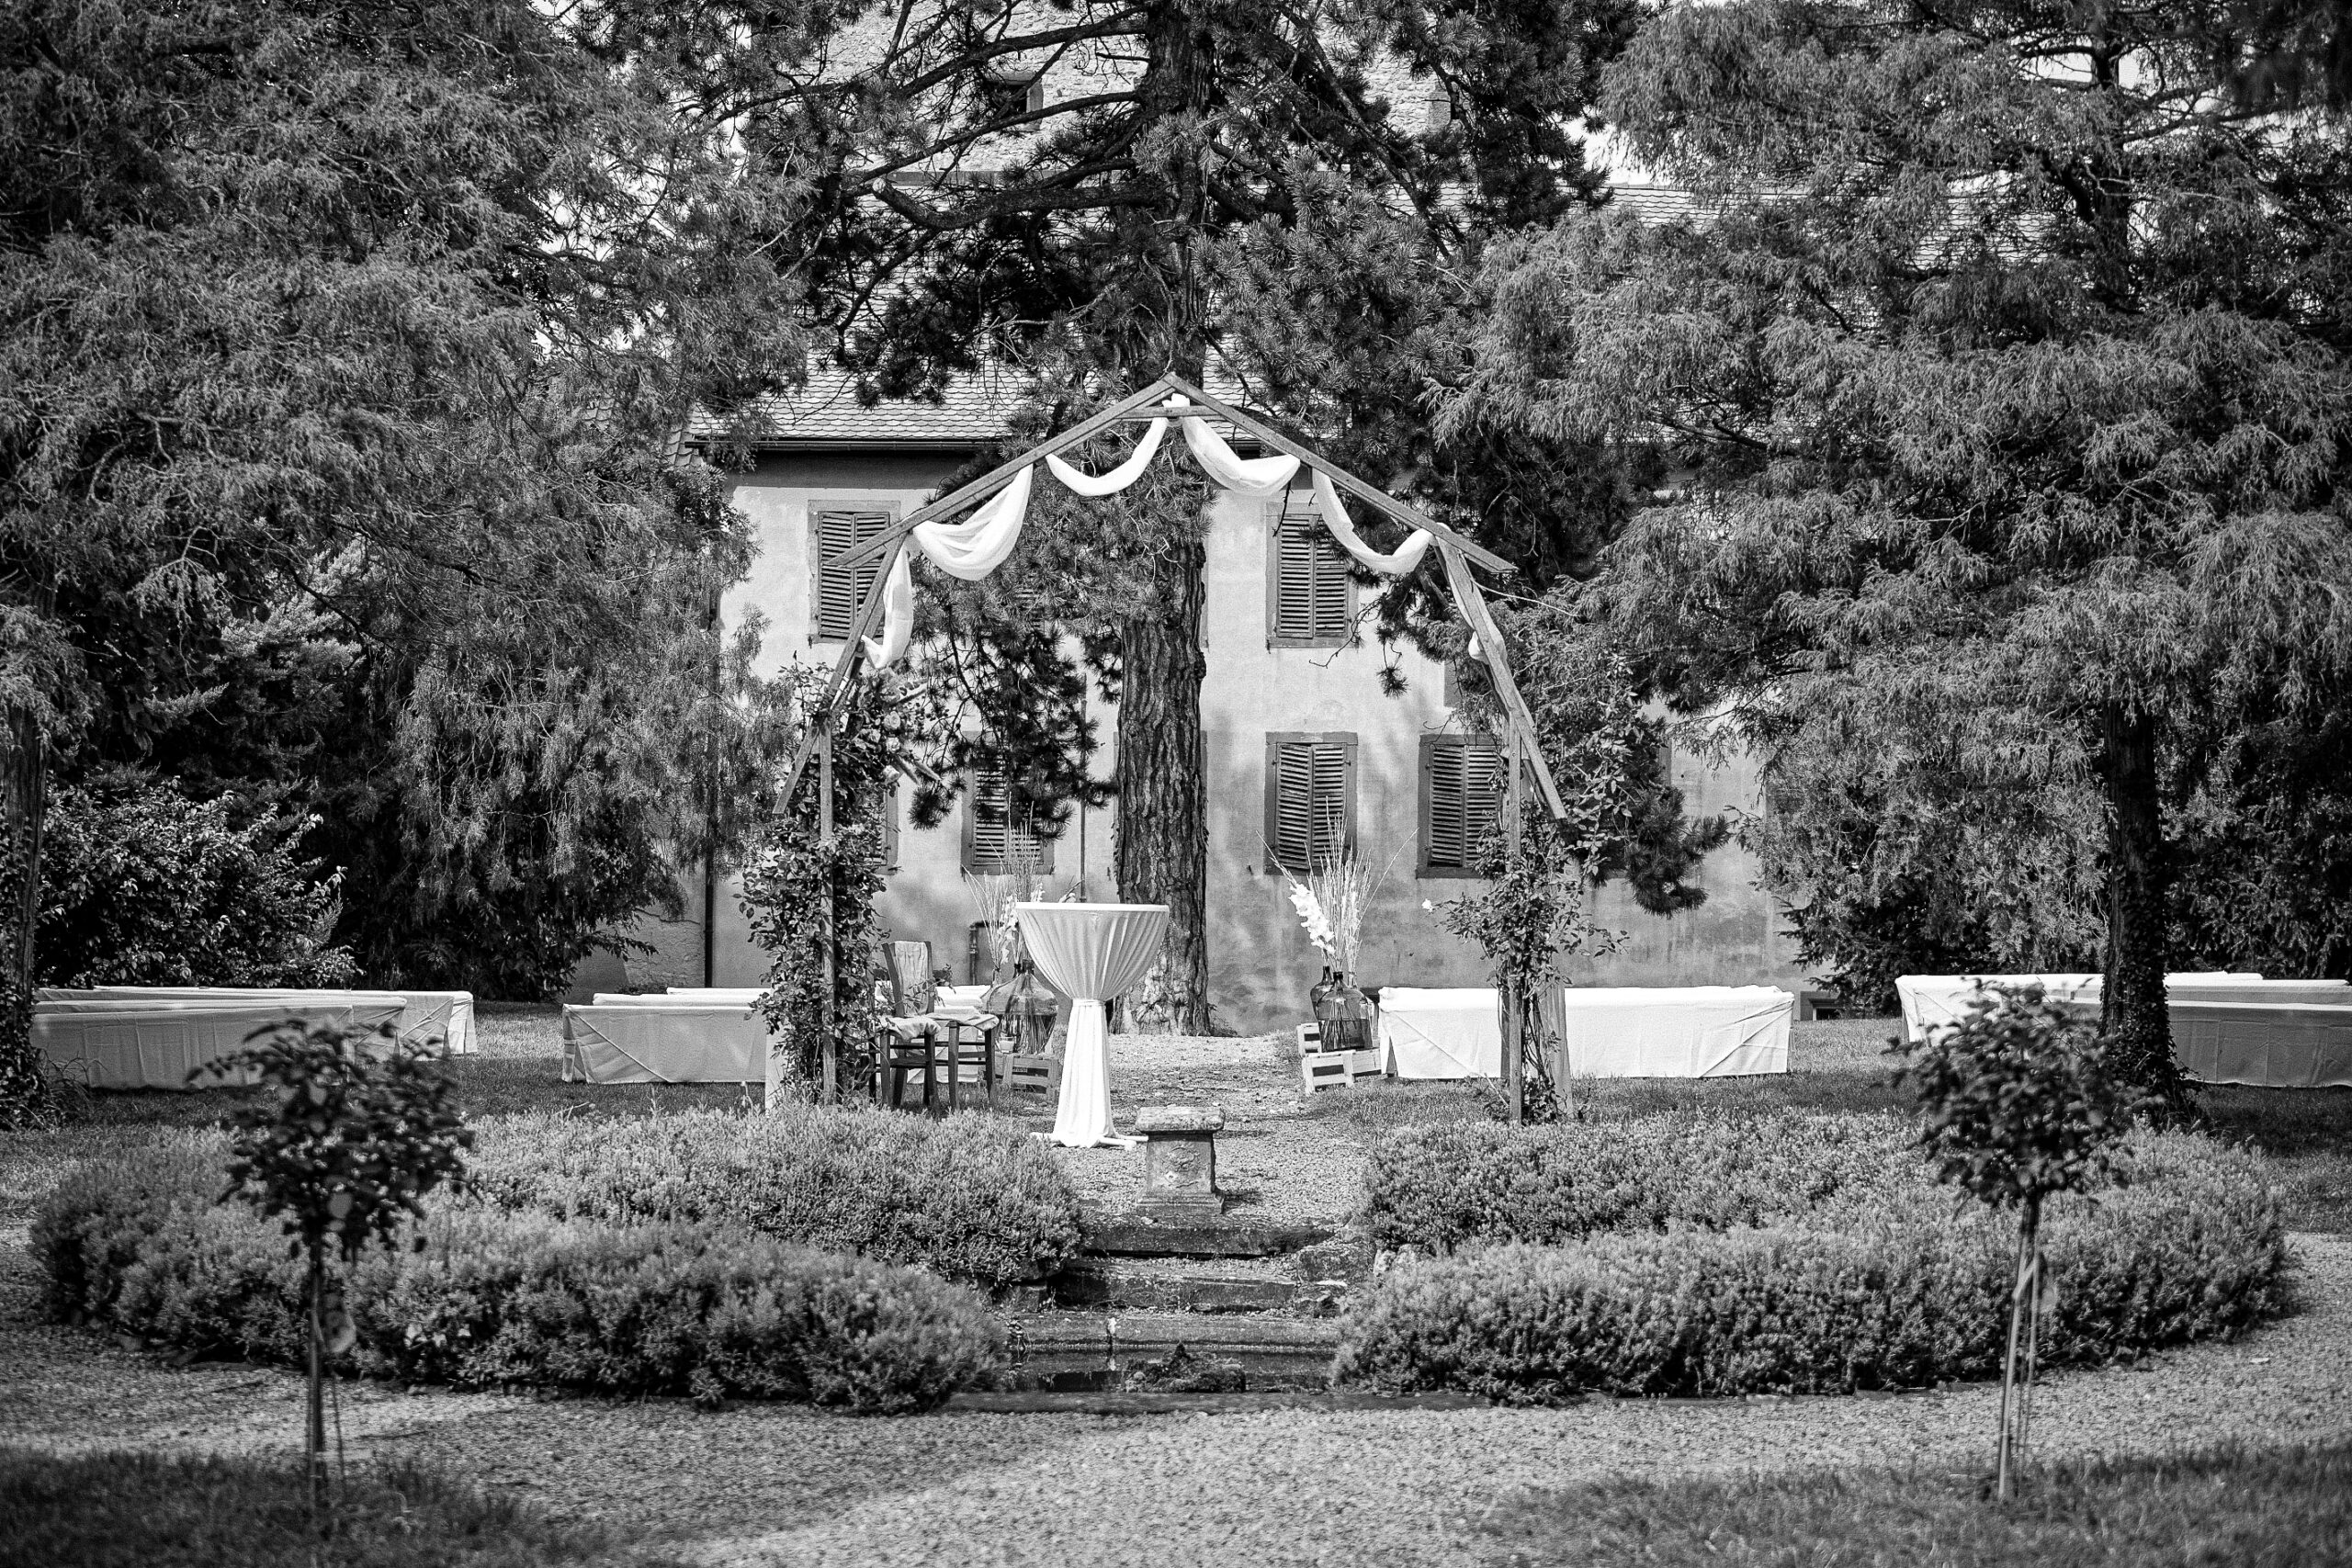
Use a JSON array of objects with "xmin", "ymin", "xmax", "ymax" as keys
[
  {"xmin": 1025, "ymin": 79, "xmax": 1047, "ymax": 114},
  {"xmin": 963, "ymin": 756, "xmax": 1055, "ymax": 874},
  {"xmin": 875, "ymin": 780, "xmax": 900, "ymax": 872},
  {"xmin": 1266, "ymin": 501, "xmax": 1353, "ymax": 647},
  {"xmin": 810, "ymin": 504, "xmax": 896, "ymax": 640},
  {"xmin": 1419, "ymin": 734, "xmax": 1507, "ymax": 877},
  {"xmin": 1264, "ymin": 732, "xmax": 1357, "ymax": 873}
]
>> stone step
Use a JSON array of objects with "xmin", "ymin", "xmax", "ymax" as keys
[
  {"xmin": 1004, "ymin": 1311, "xmax": 1342, "ymax": 1393},
  {"xmin": 1049, "ymin": 1259, "xmax": 1304, "ymax": 1315},
  {"xmin": 1080, "ymin": 1212, "xmax": 1336, "ymax": 1259},
  {"xmin": 945, "ymin": 1389, "xmax": 1491, "ymax": 1416}
]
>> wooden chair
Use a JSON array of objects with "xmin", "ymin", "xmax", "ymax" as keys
[{"xmin": 876, "ymin": 941, "xmax": 1001, "ymax": 1112}]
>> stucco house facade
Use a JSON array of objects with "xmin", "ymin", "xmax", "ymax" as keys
[{"xmin": 587, "ymin": 373, "xmax": 1813, "ymax": 1033}]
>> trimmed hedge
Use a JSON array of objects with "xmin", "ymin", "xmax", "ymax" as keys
[
  {"xmin": 1361, "ymin": 1110, "xmax": 1921, "ymax": 1250},
  {"xmin": 465, "ymin": 1108, "xmax": 1082, "ymax": 1289},
  {"xmin": 1337, "ymin": 1125, "xmax": 2289, "ymax": 1402},
  {"xmin": 32, "ymin": 1133, "xmax": 1001, "ymax": 1413}
]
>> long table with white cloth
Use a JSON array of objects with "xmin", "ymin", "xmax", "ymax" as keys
[
  {"xmin": 1376, "ymin": 985, "xmax": 1795, "ymax": 1080},
  {"xmin": 1899, "ymin": 972, "xmax": 2352, "ymax": 1089},
  {"xmin": 1894, "ymin": 973, "xmax": 2265, "ymax": 1043},
  {"xmin": 41, "ymin": 986, "xmax": 475, "ymax": 1055},
  {"xmin": 560, "ymin": 994, "xmax": 771, "ymax": 1084},
  {"xmin": 35, "ymin": 995, "xmax": 401, "ymax": 1089}
]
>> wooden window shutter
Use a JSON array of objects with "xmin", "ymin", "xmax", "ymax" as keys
[
  {"xmin": 1265, "ymin": 733, "xmax": 1356, "ymax": 872},
  {"xmin": 965, "ymin": 760, "xmax": 1010, "ymax": 873},
  {"xmin": 1420, "ymin": 735, "xmax": 1507, "ymax": 875},
  {"xmin": 812, "ymin": 506, "xmax": 894, "ymax": 640},
  {"xmin": 962, "ymin": 756, "xmax": 1054, "ymax": 874},
  {"xmin": 878, "ymin": 781, "xmax": 900, "ymax": 871},
  {"xmin": 1268, "ymin": 503, "xmax": 1351, "ymax": 646}
]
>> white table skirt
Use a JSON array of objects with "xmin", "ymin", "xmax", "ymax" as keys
[
  {"xmin": 1014, "ymin": 902, "xmax": 1169, "ymax": 1147},
  {"xmin": 42, "ymin": 987, "xmax": 472, "ymax": 1054},
  {"xmin": 1377, "ymin": 987, "xmax": 1502, "ymax": 1079},
  {"xmin": 36, "ymin": 1002, "xmax": 365, "ymax": 1089},
  {"xmin": 1557, "ymin": 986, "xmax": 1794, "ymax": 1078},
  {"xmin": 2170, "ymin": 1002, "xmax": 2352, "ymax": 1089},
  {"xmin": 1897, "ymin": 973, "xmax": 2272, "ymax": 1042},
  {"xmin": 560, "ymin": 1003, "xmax": 771, "ymax": 1084}
]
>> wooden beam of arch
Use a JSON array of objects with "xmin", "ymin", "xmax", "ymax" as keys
[
  {"xmin": 779, "ymin": 377, "xmax": 1534, "ymax": 810},
  {"xmin": 1439, "ymin": 541, "xmax": 1567, "ymax": 820}
]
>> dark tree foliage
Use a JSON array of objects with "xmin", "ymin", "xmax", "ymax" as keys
[
  {"xmin": 1446, "ymin": 0, "xmax": 2352, "ymax": 1094},
  {"xmin": 0, "ymin": 0, "xmax": 811, "ymax": 1087},
  {"xmin": 37, "ymin": 775, "xmax": 356, "ymax": 991}
]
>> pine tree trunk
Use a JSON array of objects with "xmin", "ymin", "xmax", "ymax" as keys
[
  {"xmin": 1115, "ymin": 540, "xmax": 1211, "ymax": 1030},
  {"xmin": 0, "ymin": 706, "xmax": 50, "ymax": 1129},
  {"xmin": 1107, "ymin": 0, "xmax": 1216, "ymax": 1032},
  {"xmin": 2098, "ymin": 704, "xmax": 2177, "ymax": 1100}
]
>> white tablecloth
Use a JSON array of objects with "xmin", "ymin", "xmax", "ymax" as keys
[
  {"xmin": 41, "ymin": 987, "xmax": 473, "ymax": 1054},
  {"xmin": 561, "ymin": 1002, "xmax": 770, "ymax": 1084},
  {"xmin": 2171, "ymin": 1002, "xmax": 2352, "ymax": 1089},
  {"xmin": 1557, "ymin": 987, "xmax": 1794, "ymax": 1078},
  {"xmin": 1015, "ymin": 902, "xmax": 1169, "ymax": 1146},
  {"xmin": 36, "ymin": 1002, "xmax": 365, "ymax": 1089},
  {"xmin": 1378, "ymin": 987, "xmax": 1502, "ymax": 1079},
  {"xmin": 1895, "ymin": 973, "xmax": 2269, "ymax": 1043}
]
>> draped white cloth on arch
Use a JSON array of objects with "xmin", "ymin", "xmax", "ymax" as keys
[{"xmin": 859, "ymin": 392, "xmax": 1447, "ymax": 666}]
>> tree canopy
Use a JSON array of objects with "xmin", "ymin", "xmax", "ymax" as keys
[
  {"xmin": 0, "ymin": 0, "xmax": 807, "ymax": 1118},
  {"xmin": 1444, "ymin": 0, "xmax": 2352, "ymax": 1089}
]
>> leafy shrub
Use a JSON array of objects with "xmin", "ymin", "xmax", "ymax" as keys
[
  {"xmin": 464, "ymin": 1106, "xmax": 1083, "ymax": 1287},
  {"xmin": 31, "ymin": 1134, "xmax": 1001, "ymax": 1414},
  {"xmin": 1336, "ymin": 1128, "xmax": 2287, "ymax": 1402},
  {"xmin": 37, "ymin": 777, "xmax": 356, "ymax": 988},
  {"xmin": 1361, "ymin": 1110, "xmax": 1923, "ymax": 1252}
]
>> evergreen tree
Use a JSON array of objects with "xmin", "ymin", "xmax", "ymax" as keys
[
  {"xmin": 1445, "ymin": 0, "xmax": 2352, "ymax": 1095},
  {"xmin": 718, "ymin": 0, "xmax": 1634, "ymax": 1025},
  {"xmin": 0, "ymin": 0, "xmax": 807, "ymax": 1120}
]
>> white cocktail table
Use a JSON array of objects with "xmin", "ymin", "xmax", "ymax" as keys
[{"xmin": 1014, "ymin": 901, "xmax": 1170, "ymax": 1147}]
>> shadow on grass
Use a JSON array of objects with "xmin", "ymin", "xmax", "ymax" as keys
[
  {"xmin": 2196, "ymin": 1084, "xmax": 2352, "ymax": 1235},
  {"xmin": 1476, "ymin": 1441, "xmax": 2352, "ymax": 1568},
  {"xmin": 0, "ymin": 1447, "xmax": 676, "ymax": 1568}
]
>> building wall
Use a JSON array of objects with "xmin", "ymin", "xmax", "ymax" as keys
[{"xmin": 635, "ymin": 446, "xmax": 1813, "ymax": 1028}]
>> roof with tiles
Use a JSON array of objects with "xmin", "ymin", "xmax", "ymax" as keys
[{"xmin": 695, "ymin": 360, "xmax": 1264, "ymax": 449}]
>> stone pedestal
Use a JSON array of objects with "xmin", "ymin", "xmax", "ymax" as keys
[{"xmin": 1136, "ymin": 1104, "xmax": 1225, "ymax": 1222}]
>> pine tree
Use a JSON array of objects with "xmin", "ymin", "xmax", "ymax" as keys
[
  {"xmin": 1444, "ymin": 0, "xmax": 2352, "ymax": 1096},
  {"xmin": 716, "ymin": 0, "xmax": 1634, "ymax": 1024}
]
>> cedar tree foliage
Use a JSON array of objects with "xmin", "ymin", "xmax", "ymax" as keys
[
  {"xmin": 1443, "ymin": 0, "xmax": 2352, "ymax": 1095},
  {"xmin": 0, "ymin": 0, "xmax": 811, "ymax": 1120}
]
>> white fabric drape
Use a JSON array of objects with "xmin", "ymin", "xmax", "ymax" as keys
[
  {"xmin": 1046, "ymin": 419, "xmax": 1167, "ymax": 496},
  {"xmin": 1310, "ymin": 470, "xmax": 1432, "ymax": 576},
  {"xmin": 1014, "ymin": 902, "xmax": 1170, "ymax": 1147},
  {"xmin": 1173, "ymin": 397, "xmax": 1300, "ymax": 495},
  {"xmin": 860, "ymin": 548, "xmax": 913, "ymax": 669},
  {"xmin": 912, "ymin": 464, "xmax": 1035, "ymax": 581}
]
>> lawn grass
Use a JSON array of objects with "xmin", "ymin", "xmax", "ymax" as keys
[
  {"xmin": 0, "ymin": 1448, "xmax": 672, "ymax": 1568},
  {"xmin": 1478, "ymin": 1442, "xmax": 2352, "ymax": 1568}
]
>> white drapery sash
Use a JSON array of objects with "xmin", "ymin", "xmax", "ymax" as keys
[
  {"xmin": 911, "ymin": 463, "xmax": 1035, "ymax": 581},
  {"xmin": 1310, "ymin": 470, "xmax": 1432, "ymax": 577},
  {"xmin": 860, "ymin": 548, "xmax": 914, "ymax": 669},
  {"xmin": 1173, "ymin": 396, "xmax": 1299, "ymax": 494},
  {"xmin": 1046, "ymin": 418, "xmax": 1168, "ymax": 496}
]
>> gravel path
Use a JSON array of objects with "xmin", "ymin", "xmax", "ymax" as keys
[{"xmin": 5, "ymin": 1226, "xmax": 2346, "ymax": 1567}]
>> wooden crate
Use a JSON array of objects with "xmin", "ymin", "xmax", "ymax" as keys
[{"xmin": 997, "ymin": 1053, "xmax": 1059, "ymax": 1100}]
